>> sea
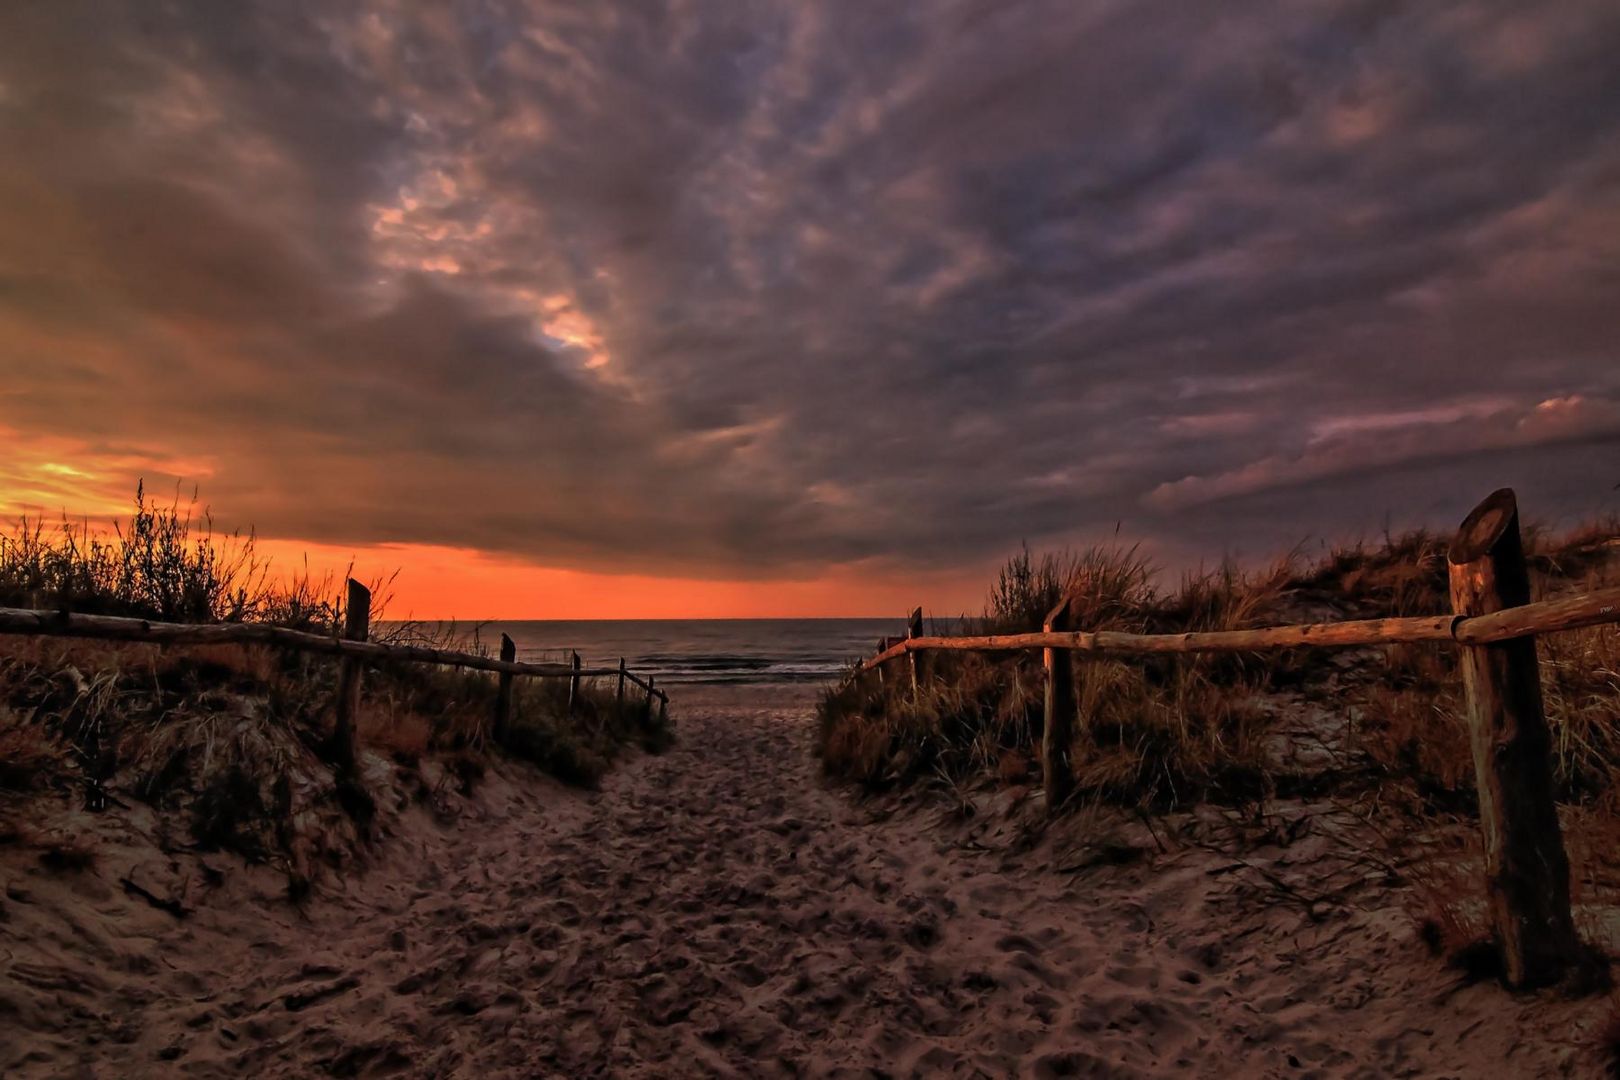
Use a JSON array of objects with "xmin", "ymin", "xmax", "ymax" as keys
[{"xmin": 426, "ymin": 619, "xmax": 899, "ymax": 687}]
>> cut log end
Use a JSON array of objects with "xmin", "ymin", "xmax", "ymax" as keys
[{"xmin": 1450, "ymin": 488, "xmax": 1518, "ymax": 565}]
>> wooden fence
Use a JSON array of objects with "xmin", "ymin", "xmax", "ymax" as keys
[
  {"xmin": 857, "ymin": 489, "xmax": 1620, "ymax": 990},
  {"xmin": 0, "ymin": 579, "xmax": 669, "ymax": 774}
]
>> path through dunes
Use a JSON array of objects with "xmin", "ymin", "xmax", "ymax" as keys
[{"xmin": 2, "ymin": 686, "xmax": 1605, "ymax": 1078}]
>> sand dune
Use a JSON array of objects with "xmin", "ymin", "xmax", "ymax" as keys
[{"xmin": 1, "ymin": 684, "xmax": 1610, "ymax": 1077}]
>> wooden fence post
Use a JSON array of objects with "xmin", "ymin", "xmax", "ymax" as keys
[
  {"xmin": 493, "ymin": 633, "xmax": 516, "ymax": 745},
  {"xmin": 334, "ymin": 578, "xmax": 371, "ymax": 777},
  {"xmin": 906, "ymin": 607, "xmax": 923, "ymax": 692},
  {"xmin": 643, "ymin": 676, "xmax": 656, "ymax": 726},
  {"xmin": 657, "ymin": 690, "xmax": 668, "ymax": 728},
  {"xmin": 567, "ymin": 651, "xmax": 581, "ymax": 716},
  {"xmin": 1042, "ymin": 596, "xmax": 1076, "ymax": 815},
  {"xmin": 875, "ymin": 637, "xmax": 890, "ymax": 689},
  {"xmin": 1449, "ymin": 488, "xmax": 1579, "ymax": 988},
  {"xmin": 616, "ymin": 657, "xmax": 627, "ymax": 720}
]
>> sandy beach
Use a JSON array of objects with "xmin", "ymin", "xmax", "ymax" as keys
[
  {"xmin": 9, "ymin": 0, "xmax": 1620, "ymax": 1073},
  {"xmin": 2, "ymin": 684, "xmax": 1609, "ymax": 1078}
]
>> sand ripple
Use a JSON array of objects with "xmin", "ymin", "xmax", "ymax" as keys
[{"xmin": 1, "ymin": 690, "xmax": 1607, "ymax": 1077}]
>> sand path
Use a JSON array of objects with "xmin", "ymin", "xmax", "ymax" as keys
[{"xmin": 3, "ymin": 691, "xmax": 1603, "ymax": 1077}]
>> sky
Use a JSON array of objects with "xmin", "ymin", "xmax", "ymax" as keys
[{"xmin": 2, "ymin": 2, "xmax": 1618, "ymax": 618}]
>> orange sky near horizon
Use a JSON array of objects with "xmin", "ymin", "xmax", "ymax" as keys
[
  {"xmin": 7, "ymin": 4, "xmax": 1620, "ymax": 624},
  {"xmin": 246, "ymin": 537, "xmax": 986, "ymax": 621},
  {"xmin": 0, "ymin": 451, "xmax": 985, "ymax": 619}
]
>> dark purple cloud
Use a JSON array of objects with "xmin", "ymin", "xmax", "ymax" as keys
[{"xmin": 1, "ymin": 0, "xmax": 1617, "ymax": 579}]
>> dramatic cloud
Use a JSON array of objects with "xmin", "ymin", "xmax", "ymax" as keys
[
  {"xmin": 3, "ymin": 1, "xmax": 1618, "ymax": 588},
  {"xmin": 1146, "ymin": 394, "xmax": 1620, "ymax": 511}
]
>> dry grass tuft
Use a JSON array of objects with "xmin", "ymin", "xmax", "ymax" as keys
[
  {"xmin": 983, "ymin": 541, "xmax": 1156, "ymax": 633},
  {"xmin": 359, "ymin": 705, "xmax": 434, "ymax": 766},
  {"xmin": 0, "ymin": 709, "xmax": 70, "ymax": 792},
  {"xmin": 1405, "ymin": 836, "xmax": 1501, "ymax": 979}
]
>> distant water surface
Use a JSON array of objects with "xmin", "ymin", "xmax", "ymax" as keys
[{"xmin": 426, "ymin": 619, "xmax": 899, "ymax": 686}]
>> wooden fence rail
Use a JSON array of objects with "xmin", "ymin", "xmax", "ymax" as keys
[
  {"xmin": 857, "ymin": 488, "xmax": 1620, "ymax": 991},
  {"xmin": 0, "ymin": 581, "xmax": 669, "ymax": 775},
  {"xmin": 0, "ymin": 603, "xmax": 667, "ymax": 696},
  {"xmin": 859, "ymin": 592, "xmax": 1620, "ymax": 668}
]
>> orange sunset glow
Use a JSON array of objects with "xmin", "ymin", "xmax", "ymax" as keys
[
  {"xmin": 237, "ymin": 538, "xmax": 990, "ymax": 621},
  {"xmin": 0, "ymin": 435, "xmax": 989, "ymax": 618},
  {"xmin": 3, "ymin": 1, "xmax": 1617, "ymax": 619},
  {"xmin": 8, "ymin": 6, "xmax": 1620, "ymax": 1079}
]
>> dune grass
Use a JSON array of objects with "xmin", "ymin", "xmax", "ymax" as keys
[
  {"xmin": 819, "ymin": 521, "xmax": 1619, "ymax": 813},
  {"xmin": 819, "ymin": 552, "xmax": 1291, "ymax": 810},
  {"xmin": 818, "ymin": 520, "xmax": 1620, "ymax": 987},
  {"xmin": 0, "ymin": 490, "xmax": 672, "ymax": 891}
]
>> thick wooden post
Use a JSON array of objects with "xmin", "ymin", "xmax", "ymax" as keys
[
  {"xmin": 334, "ymin": 579, "xmax": 371, "ymax": 777},
  {"xmin": 906, "ymin": 607, "xmax": 923, "ymax": 692},
  {"xmin": 657, "ymin": 691, "xmax": 667, "ymax": 727},
  {"xmin": 1042, "ymin": 596, "xmax": 1076, "ymax": 815},
  {"xmin": 616, "ymin": 657, "xmax": 627, "ymax": 720},
  {"xmin": 643, "ymin": 676, "xmax": 656, "ymax": 726},
  {"xmin": 1449, "ymin": 488, "xmax": 1579, "ymax": 988},
  {"xmin": 567, "ymin": 651, "xmax": 581, "ymax": 716},
  {"xmin": 493, "ymin": 633, "xmax": 516, "ymax": 745}
]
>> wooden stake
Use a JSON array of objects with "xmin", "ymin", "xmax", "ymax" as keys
[
  {"xmin": 657, "ymin": 691, "xmax": 668, "ymax": 727},
  {"xmin": 875, "ymin": 637, "xmax": 892, "ymax": 689},
  {"xmin": 334, "ymin": 579, "xmax": 371, "ymax": 777},
  {"xmin": 493, "ymin": 633, "xmax": 516, "ymax": 745},
  {"xmin": 1041, "ymin": 596, "xmax": 1077, "ymax": 815},
  {"xmin": 1449, "ymin": 488, "xmax": 1579, "ymax": 988},
  {"xmin": 644, "ymin": 676, "xmax": 656, "ymax": 726},
  {"xmin": 567, "ymin": 651, "xmax": 581, "ymax": 716},
  {"xmin": 616, "ymin": 657, "xmax": 627, "ymax": 720},
  {"xmin": 906, "ymin": 607, "xmax": 923, "ymax": 692}
]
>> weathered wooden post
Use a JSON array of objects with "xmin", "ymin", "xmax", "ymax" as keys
[
  {"xmin": 334, "ymin": 578, "xmax": 371, "ymax": 777},
  {"xmin": 567, "ymin": 650, "xmax": 581, "ymax": 716},
  {"xmin": 493, "ymin": 633, "xmax": 516, "ymax": 745},
  {"xmin": 1449, "ymin": 488, "xmax": 1579, "ymax": 988},
  {"xmin": 1042, "ymin": 596, "xmax": 1076, "ymax": 815},
  {"xmin": 657, "ymin": 690, "xmax": 668, "ymax": 728},
  {"xmin": 616, "ymin": 657, "xmax": 627, "ymax": 721},
  {"xmin": 643, "ymin": 676, "xmax": 656, "ymax": 726},
  {"xmin": 906, "ymin": 607, "xmax": 923, "ymax": 693},
  {"xmin": 875, "ymin": 637, "xmax": 890, "ymax": 690}
]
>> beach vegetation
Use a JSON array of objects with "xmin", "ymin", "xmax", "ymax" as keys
[
  {"xmin": 817, "ymin": 518, "xmax": 1620, "ymax": 978},
  {"xmin": 0, "ymin": 489, "xmax": 672, "ymax": 893}
]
